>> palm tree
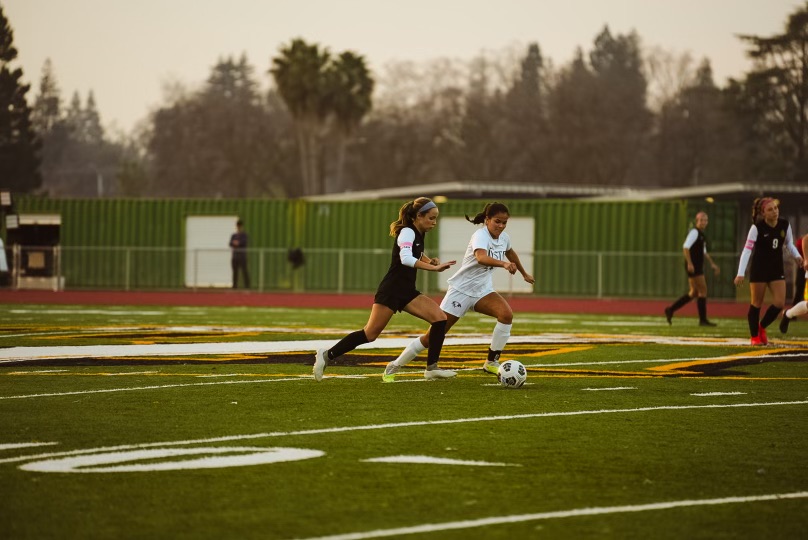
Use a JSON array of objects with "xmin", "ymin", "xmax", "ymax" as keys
[
  {"xmin": 270, "ymin": 39, "xmax": 332, "ymax": 195},
  {"xmin": 328, "ymin": 52, "xmax": 374, "ymax": 193}
]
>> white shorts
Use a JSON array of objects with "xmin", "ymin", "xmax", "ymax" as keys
[{"xmin": 440, "ymin": 287, "xmax": 488, "ymax": 318}]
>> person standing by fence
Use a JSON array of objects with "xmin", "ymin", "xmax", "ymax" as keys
[
  {"xmin": 313, "ymin": 197, "xmax": 457, "ymax": 382},
  {"xmin": 734, "ymin": 197, "xmax": 802, "ymax": 345},
  {"xmin": 229, "ymin": 219, "xmax": 250, "ymax": 289},
  {"xmin": 664, "ymin": 211, "xmax": 720, "ymax": 326}
]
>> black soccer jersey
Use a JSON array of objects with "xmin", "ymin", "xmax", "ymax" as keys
[
  {"xmin": 374, "ymin": 227, "xmax": 425, "ymax": 310},
  {"xmin": 685, "ymin": 228, "xmax": 706, "ymax": 275},
  {"xmin": 750, "ymin": 218, "xmax": 790, "ymax": 282}
]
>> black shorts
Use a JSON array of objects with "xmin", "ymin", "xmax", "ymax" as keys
[
  {"xmin": 685, "ymin": 261, "xmax": 703, "ymax": 278},
  {"xmin": 750, "ymin": 266, "xmax": 785, "ymax": 283},
  {"xmin": 374, "ymin": 287, "xmax": 421, "ymax": 313}
]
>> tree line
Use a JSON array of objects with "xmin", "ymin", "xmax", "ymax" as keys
[{"xmin": 2, "ymin": 2, "xmax": 808, "ymax": 198}]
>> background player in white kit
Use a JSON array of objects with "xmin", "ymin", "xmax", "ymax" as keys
[{"xmin": 384, "ymin": 202, "xmax": 535, "ymax": 382}]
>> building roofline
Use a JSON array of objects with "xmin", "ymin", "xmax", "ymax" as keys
[{"xmin": 303, "ymin": 181, "xmax": 806, "ymax": 202}]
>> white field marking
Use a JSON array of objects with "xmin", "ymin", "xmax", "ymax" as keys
[
  {"xmin": 0, "ymin": 377, "xmax": 303, "ymax": 400},
  {"xmin": 0, "ymin": 325, "xmax": 358, "ymax": 341},
  {"xmin": 7, "ymin": 369, "xmax": 69, "ymax": 374},
  {"xmin": 3, "ymin": 333, "xmax": 795, "ymax": 363},
  {"xmin": 2, "ymin": 399, "xmax": 806, "ymax": 465},
  {"xmin": 20, "ymin": 446, "xmax": 324, "ymax": 473},
  {"xmin": 101, "ymin": 371, "xmax": 159, "ymax": 376},
  {"xmin": 291, "ymin": 491, "xmax": 808, "ymax": 540},
  {"xmin": 0, "ymin": 374, "xmax": 372, "ymax": 400},
  {"xmin": 8, "ymin": 309, "xmax": 166, "ymax": 316},
  {"xmin": 0, "ymin": 442, "xmax": 59, "ymax": 451},
  {"xmin": 582, "ymin": 387, "xmax": 637, "ymax": 391},
  {"xmin": 514, "ymin": 318, "xmax": 670, "ymax": 327},
  {"xmin": 362, "ymin": 455, "xmax": 519, "ymax": 467},
  {"xmin": 691, "ymin": 392, "xmax": 747, "ymax": 397}
]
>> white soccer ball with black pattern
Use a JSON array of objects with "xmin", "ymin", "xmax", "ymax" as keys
[{"xmin": 497, "ymin": 360, "xmax": 527, "ymax": 388}]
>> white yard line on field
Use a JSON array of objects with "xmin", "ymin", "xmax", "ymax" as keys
[
  {"xmin": 0, "ymin": 377, "xmax": 307, "ymax": 400},
  {"xmin": 2, "ymin": 399, "xmax": 806, "ymax": 465},
  {"xmin": 0, "ymin": 334, "xmax": 776, "ymax": 363},
  {"xmin": 582, "ymin": 387, "xmax": 637, "ymax": 391},
  {"xmin": 0, "ymin": 442, "xmax": 59, "ymax": 451},
  {"xmin": 691, "ymin": 392, "xmax": 747, "ymax": 397},
  {"xmin": 289, "ymin": 491, "xmax": 808, "ymax": 540}
]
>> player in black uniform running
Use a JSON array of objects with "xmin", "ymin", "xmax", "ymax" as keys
[
  {"xmin": 734, "ymin": 197, "xmax": 802, "ymax": 345},
  {"xmin": 313, "ymin": 197, "xmax": 457, "ymax": 381},
  {"xmin": 664, "ymin": 211, "xmax": 720, "ymax": 326}
]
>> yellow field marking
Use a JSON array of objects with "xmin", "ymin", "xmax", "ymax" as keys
[
  {"xmin": 3, "ymin": 371, "xmax": 311, "ymax": 378},
  {"xmin": 649, "ymin": 348, "xmax": 803, "ymax": 375}
]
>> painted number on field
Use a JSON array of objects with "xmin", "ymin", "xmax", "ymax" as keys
[{"xmin": 20, "ymin": 446, "xmax": 324, "ymax": 473}]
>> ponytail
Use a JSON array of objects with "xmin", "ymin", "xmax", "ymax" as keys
[
  {"xmin": 390, "ymin": 197, "xmax": 435, "ymax": 236},
  {"xmin": 465, "ymin": 202, "xmax": 510, "ymax": 225}
]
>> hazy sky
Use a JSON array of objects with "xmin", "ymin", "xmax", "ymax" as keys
[{"xmin": 4, "ymin": 0, "xmax": 801, "ymax": 134}]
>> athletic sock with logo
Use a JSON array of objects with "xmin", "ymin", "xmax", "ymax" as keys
[
  {"xmin": 329, "ymin": 329, "xmax": 369, "ymax": 360},
  {"xmin": 488, "ymin": 322, "xmax": 511, "ymax": 361}
]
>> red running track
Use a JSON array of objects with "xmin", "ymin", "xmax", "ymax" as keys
[{"xmin": 0, "ymin": 289, "xmax": 748, "ymax": 318}]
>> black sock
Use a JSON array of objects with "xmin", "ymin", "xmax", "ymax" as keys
[
  {"xmin": 760, "ymin": 305, "xmax": 781, "ymax": 329},
  {"xmin": 748, "ymin": 306, "xmax": 760, "ymax": 337},
  {"xmin": 669, "ymin": 294, "xmax": 693, "ymax": 313},
  {"xmin": 697, "ymin": 297, "xmax": 708, "ymax": 321},
  {"xmin": 488, "ymin": 349, "xmax": 502, "ymax": 362},
  {"xmin": 426, "ymin": 320, "xmax": 447, "ymax": 366},
  {"xmin": 329, "ymin": 329, "xmax": 369, "ymax": 360}
]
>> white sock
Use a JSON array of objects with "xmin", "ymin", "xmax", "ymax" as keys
[
  {"xmin": 393, "ymin": 338, "xmax": 426, "ymax": 366},
  {"xmin": 786, "ymin": 301, "xmax": 808, "ymax": 319},
  {"xmin": 491, "ymin": 322, "xmax": 512, "ymax": 352}
]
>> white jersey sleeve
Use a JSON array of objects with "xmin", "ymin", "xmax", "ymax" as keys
[
  {"xmin": 736, "ymin": 225, "xmax": 757, "ymax": 277},
  {"xmin": 682, "ymin": 229, "xmax": 698, "ymax": 250},
  {"xmin": 786, "ymin": 225, "xmax": 801, "ymax": 260},
  {"xmin": 397, "ymin": 228, "xmax": 418, "ymax": 268}
]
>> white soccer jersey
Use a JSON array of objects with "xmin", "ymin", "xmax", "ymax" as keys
[{"xmin": 447, "ymin": 227, "xmax": 511, "ymax": 297}]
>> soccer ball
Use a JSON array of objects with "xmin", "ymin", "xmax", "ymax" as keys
[{"xmin": 497, "ymin": 360, "xmax": 527, "ymax": 389}]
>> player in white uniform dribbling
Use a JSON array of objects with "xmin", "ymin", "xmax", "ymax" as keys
[{"xmin": 384, "ymin": 202, "xmax": 535, "ymax": 381}]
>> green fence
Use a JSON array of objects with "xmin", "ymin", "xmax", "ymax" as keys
[{"xmin": 10, "ymin": 196, "xmax": 739, "ymax": 298}]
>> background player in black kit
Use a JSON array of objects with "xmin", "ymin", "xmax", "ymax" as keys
[
  {"xmin": 313, "ymin": 197, "xmax": 457, "ymax": 381},
  {"xmin": 229, "ymin": 219, "xmax": 250, "ymax": 289},
  {"xmin": 734, "ymin": 197, "xmax": 803, "ymax": 345},
  {"xmin": 664, "ymin": 211, "xmax": 720, "ymax": 326}
]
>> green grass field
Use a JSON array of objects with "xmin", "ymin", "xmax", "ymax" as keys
[{"xmin": 1, "ymin": 304, "xmax": 807, "ymax": 539}]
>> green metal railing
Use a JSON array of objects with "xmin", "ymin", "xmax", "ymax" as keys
[{"xmin": 10, "ymin": 245, "xmax": 753, "ymax": 300}]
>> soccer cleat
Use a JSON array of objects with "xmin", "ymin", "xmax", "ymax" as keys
[
  {"xmin": 750, "ymin": 336, "xmax": 764, "ymax": 346},
  {"xmin": 483, "ymin": 360, "xmax": 500, "ymax": 375},
  {"xmin": 382, "ymin": 361, "xmax": 400, "ymax": 383},
  {"xmin": 424, "ymin": 368, "xmax": 456, "ymax": 380},
  {"xmin": 313, "ymin": 348, "xmax": 328, "ymax": 381},
  {"xmin": 758, "ymin": 325, "xmax": 768, "ymax": 345},
  {"xmin": 779, "ymin": 314, "xmax": 791, "ymax": 334},
  {"xmin": 664, "ymin": 307, "xmax": 673, "ymax": 325},
  {"xmin": 699, "ymin": 319, "xmax": 717, "ymax": 327}
]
